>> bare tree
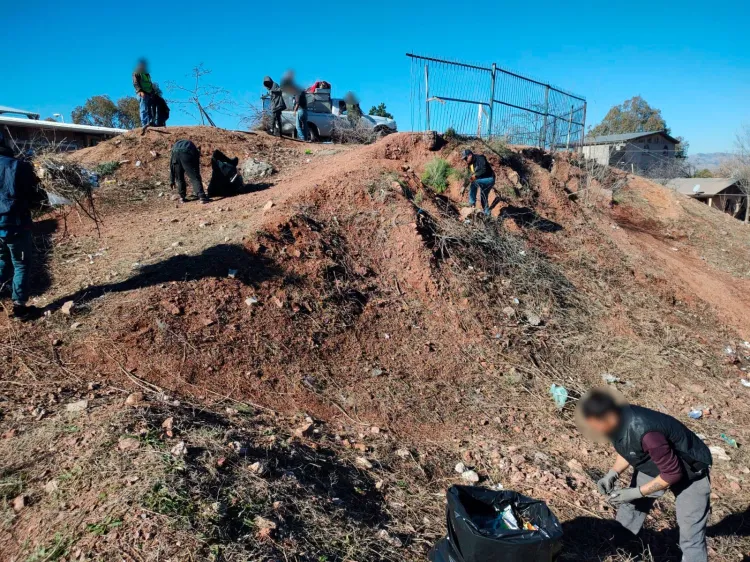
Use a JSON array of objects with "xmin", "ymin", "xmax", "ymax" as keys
[
  {"xmin": 166, "ymin": 64, "xmax": 234, "ymax": 126},
  {"xmin": 718, "ymin": 123, "xmax": 750, "ymax": 223}
]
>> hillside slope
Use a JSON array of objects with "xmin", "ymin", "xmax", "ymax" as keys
[{"xmin": 1, "ymin": 129, "xmax": 749, "ymax": 561}]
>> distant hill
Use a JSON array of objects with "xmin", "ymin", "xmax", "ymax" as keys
[{"xmin": 688, "ymin": 152, "xmax": 734, "ymax": 172}]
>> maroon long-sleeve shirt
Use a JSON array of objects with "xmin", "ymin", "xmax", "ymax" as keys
[{"xmin": 642, "ymin": 431, "xmax": 683, "ymax": 485}]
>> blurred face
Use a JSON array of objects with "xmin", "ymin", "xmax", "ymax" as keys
[
  {"xmin": 583, "ymin": 411, "xmax": 620, "ymax": 437},
  {"xmin": 137, "ymin": 60, "xmax": 147, "ymax": 73}
]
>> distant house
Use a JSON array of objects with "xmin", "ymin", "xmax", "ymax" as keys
[
  {"xmin": 581, "ymin": 130, "xmax": 680, "ymax": 173},
  {"xmin": 0, "ymin": 105, "xmax": 125, "ymax": 152},
  {"xmin": 666, "ymin": 178, "xmax": 747, "ymax": 221}
]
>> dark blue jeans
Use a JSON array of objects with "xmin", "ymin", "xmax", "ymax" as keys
[
  {"xmin": 468, "ymin": 177, "xmax": 495, "ymax": 216},
  {"xmin": 0, "ymin": 230, "xmax": 32, "ymax": 304},
  {"xmin": 139, "ymin": 93, "xmax": 155, "ymax": 126},
  {"xmin": 296, "ymin": 109, "xmax": 309, "ymax": 140}
]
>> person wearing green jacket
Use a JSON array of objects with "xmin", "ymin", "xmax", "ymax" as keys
[{"xmin": 133, "ymin": 58, "xmax": 156, "ymax": 132}]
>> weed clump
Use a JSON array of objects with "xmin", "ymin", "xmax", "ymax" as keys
[
  {"xmin": 421, "ymin": 158, "xmax": 457, "ymax": 194},
  {"xmin": 94, "ymin": 161, "xmax": 121, "ymax": 177}
]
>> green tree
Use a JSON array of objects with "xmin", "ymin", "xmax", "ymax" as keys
[
  {"xmin": 116, "ymin": 97, "xmax": 142, "ymax": 129},
  {"xmin": 368, "ymin": 103, "xmax": 393, "ymax": 119},
  {"xmin": 72, "ymin": 95, "xmax": 119, "ymax": 127},
  {"xmin": 693, "ymin": 168, "xmax": 713, "ymax": 178},
  {"xmin": 71, "ymin": 95, "xmax": 142, "ymax": 129},
  {"xmin": 590, "ymin": 96, "xmax": 667, "ymax": 136}
]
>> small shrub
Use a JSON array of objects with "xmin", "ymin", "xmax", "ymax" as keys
[
  {"xmin": 94, "ymin": 161, "xmax": 121, "ymax": 177},
  {"xmin": 421, "ymin": 158, "xmax": 456, "ymax": 194},
  {"xmin": 444, "ymin": 127, "xmax": 458, "ymax": 140}
]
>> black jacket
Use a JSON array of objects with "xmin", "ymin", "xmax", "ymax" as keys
[
  {"xmin": 264, "ymin": 76, "xmax": 286, "ymax": 112},
  {"xmin": 611, "ymin": 405, "xmax": 712, "ymax": 481},
  {"xmin": 469, "ymin": 154, "xmax": 494, "ymax": 179},
  {"xmin": 169, "ymin": 140, "xmax": 200, "ymax": 186},
  {"xmin": 0, "ymin": 148, "xmax": 45, "ymax": 232}
]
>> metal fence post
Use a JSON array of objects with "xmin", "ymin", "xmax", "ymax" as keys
[
  {"xmin": 565, "ymin": 104, "xmax": 573, "ymax": 151},
  {"xmin": 580, "ymin": 102, "xmax": 587, "ymax": 152},
  {"xmin": 488, "ymin": 63, "xmax": 496, "ymax": 139},
  {"xmin": 425, "ymin": 64, "xmax": 430, "ymax": 131},
  {"xmin": 540, "ymin": 85, "xmax": 550, "ymax": 149}
]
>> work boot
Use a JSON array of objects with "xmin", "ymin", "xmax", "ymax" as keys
[
  {"xmin": 140, "ymin": 124, "xmax": 150, "ymax": 136},
  {"xmin": 200, "ymin": 198, "xmax": 210, "ymax": 205},
  {"xmin": 11, "ymin": 303, "xmax": 40, "ymax": 321},
  {"xmin": 180, "ymin": 197, "xmax": 188, "ymax": 203}
]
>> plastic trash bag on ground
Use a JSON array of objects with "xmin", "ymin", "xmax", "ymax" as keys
[{"xmin": 429, "ymin": 486, "xmax": 563, "ymax": 562}]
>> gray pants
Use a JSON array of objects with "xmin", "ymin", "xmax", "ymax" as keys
[{"xmin": 616, "ymin": 471, "xmax": 710, "ymax": 562}]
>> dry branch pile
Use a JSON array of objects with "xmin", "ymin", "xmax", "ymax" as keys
[{"xmin": 34, "ymin": 154, "xmax": 102, "ymax": 227}]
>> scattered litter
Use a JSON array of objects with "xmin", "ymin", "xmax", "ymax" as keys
[
  {"xmin": 512, "ymin": 298, "xmax": 520, "ymax": 305},
  {"xmin": 135, "ymin": 160, "xmax": 141, "ymax": 167},
  {"xmin": 601, "ymin": 373, "xmax": 620, "ymax": 384},
  {"xmin": 524, "ymin": 311, "xmax": 541, "ymax": 327},
  {"xmin": 741, "ymin": 379, "xmax": 750, "ymax": 388},
  {"xmin": 455, "ymin": 462, "xmax": 467, "ymax": 474},
  {"xmin": 549, "ymin": 384, "xmax": 568, "ymax": 409},
  {"xmin": 370, "ymin": 368, "xmax": 384, "ymax": 377},
  {"xmin": 709, "ymin": 446, "xmax": 730, "ymax": 461},
  {"xmin": 518, "ymin": 250, "xmax": 526, "ymax": 256},
  {"xmin": 688, "ymin": 410, "xmax": 703, "ymax": 420},
  {"xmin": 720, "ymin": 434, "xmax": 739, "ymax": 448},
  {"xmin": 171, "ymin": 441, "xmax": 187, "ymax": 457},
  {"xmin": 227, "ymin": 269, "xmax": 238, "ymax": 279},
  {"xmin": 743, "ymin": 341, "xmax": 750, "ymax": 349},
  {"xmin": 245, "ymin": 297, "xmax": 259, "ymax": 306}
]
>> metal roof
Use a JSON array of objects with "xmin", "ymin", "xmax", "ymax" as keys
[
  {"xmin": 0, "ymin": 105, "xmax": 40, "ymax": 119},
  {"xmin": 0, "ymin": 115, "xmax": 126, "ymax": 135},
  {"xmin": 582, "ymin": 130, "xmax": 680, "ymax": 145},
  {"xmin": 666, "ymin": 178, "xmax": 739, "ymax": 197}
]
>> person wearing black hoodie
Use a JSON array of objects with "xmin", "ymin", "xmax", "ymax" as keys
[
  {"xmin": 461, "ymin": 149, "xmax": 495, "ymax": 216},
  {"xmin": 169, "ymin": 140, "xmax": 209, "ymax": 204},
  {"xmin": 263, "ymin": 76, "xmax": 286, "ymax": 137},
  {"xmin": 0, "ymin": 133, "xmax": 45, "ymax": 319}
]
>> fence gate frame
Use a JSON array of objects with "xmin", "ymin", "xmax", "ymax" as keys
[{"xmin": 407, "ymin": 53, "xmax": 587, "ymax": 151}]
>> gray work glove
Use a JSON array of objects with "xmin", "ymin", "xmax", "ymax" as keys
[
  {"xmin": 596, "ymin": 469, "xmax": 619, "ymax": 495},
  {"xmin": 608, "ymin": 487, "xmax": 642, "ymax": 506}
]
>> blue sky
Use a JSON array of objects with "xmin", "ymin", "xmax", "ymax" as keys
[{"xmin": 3, "ymin": 1, "xmax": 748, "ymax": 154}]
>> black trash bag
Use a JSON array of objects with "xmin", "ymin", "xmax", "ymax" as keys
[
  {"xmin": 206, "ymin": 150, "xmax": 242, "ymax": 197},
  {"xmin": 429, "ymin": 486, "xmax": 563, "ymax": 562}
]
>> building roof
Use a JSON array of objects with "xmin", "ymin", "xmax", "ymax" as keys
[
  {"xmin": 0, "ymin": 105, "xmax": 40, "ymax": 119},
  {"xmin": 666, "ymin": 178, "xmax": 739, "ymax": 197},
  {"xmin": 582, "ymin": 130, "xmax": 680, "ymax": 146},
  {"xmin": 0, "ymin": 115, "xmax": 126, "ymax": 135}
]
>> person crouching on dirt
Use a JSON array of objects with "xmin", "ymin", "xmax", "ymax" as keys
[
  {"xmin": 263, "ymin": 76, "xmax": 286, "ymax": 137},
  {"xmin": 0, "ymin": 132, "xmax": 46, "ymax": 319},
  {"xmin": 133, "ymin": 58, "xmax": 156, "ymax": 133},
  {"xmin": 579, "ymin": 390, "xmax": 712, "ymax": 562},
  {"xmin": 461, "ymin": 149, "xmax": 495, "ymax": 216},
  {"xmin": 170, "ymin": 140, "xmax": 209, "ymax": 204}
]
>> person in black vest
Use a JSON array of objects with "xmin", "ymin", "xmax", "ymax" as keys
[
  {"xmin": 169, "ymin": 140, "xmax": 209, "ymax": 204},
  {"xmin": 461, "ymin": 149, "xmax": 495, "ymax": 216},
  {"xmin": 0, "ymin": 132, "xmax": 46, "ymax": 319},
  {"xmin": 579, "ymin": 390, "xmax": 712, "ymax": 562}
]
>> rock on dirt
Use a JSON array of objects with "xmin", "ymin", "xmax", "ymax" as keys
[
  {"xmin": 60, "ymin": 300, "xmax": 75, "ymax": 315},
  {"xmin": 125, "ymin": 392, "xmax": 144, "ymax": 407},
  {"xmin": 502, "ymin": 306, "xmax": 516, "ymax": 318},
  {"xmin": 12, "ymin": 495, "xmax": 26, "ymax": 512},
  {"xmin": 461, "ymin": 469, "xmax": 480, "ymax": 483},
  {"xmin": 293, "ymin": 422, "xmax": 314, "ymax": 439},
  {"xmin": 263, "ymin": 200, "xmax": 275, "ymax": 212},
  {"xmin": 377, "ymin": 529, "xmax": 403, "ymax": 548},
  {"xmin": 356, "ymin": 457, "xmax": 373, "ymax": 469},
  {"xmin": 249, "ymin": 461, "xmax": 268, "ymax": 475},
  {"xmin": 525, "ymin": 311, "xmax": 542, "ymax": 326},
  {"xmin": 171, "ymin": 441, "xmax": 187, "ymax": 457},
  {"xmin": 160, "ymin": 300, "xmax": 182, "ymax": 316},
  {"xmin": 422, "ymin": 130, "xmax": 440, "ymax": 151},
  {"xmin": 241, "ymin": 159, "xmax": 276, "ymax": 179},
  {"xmin": 118, "ymin": 437, "xmax": 140, "ymax": 451},
  {"xmin": 65, "ymin": 399, "xmax": 88, "ymax": 412},
  {"xmin": 254, "ymin": 516, "xmax": 277, "ymax": 540},
  {"xmin": 44, "ymin": 480, "xmax": 59, "ymax": 494},
  {"xmin": 455, "ymin": 462, "xmax": 467, "ymax": 474}
]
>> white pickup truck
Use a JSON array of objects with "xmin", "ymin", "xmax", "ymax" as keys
[{"xmin": 263, "ymin": 91, "xmax": 397, "ymax": 141}]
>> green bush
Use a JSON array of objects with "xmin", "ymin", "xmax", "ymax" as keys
[
  {"xmin": 94, "ymin": 161, "xmax": 121, "ymax": 177},
  {"xmin": 421, "ymin": 158, "xmax": 456, "ymax": 194},
  {"xmin": 444, "ymin": 127, "xmax": 458, "ymax": 140}
]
